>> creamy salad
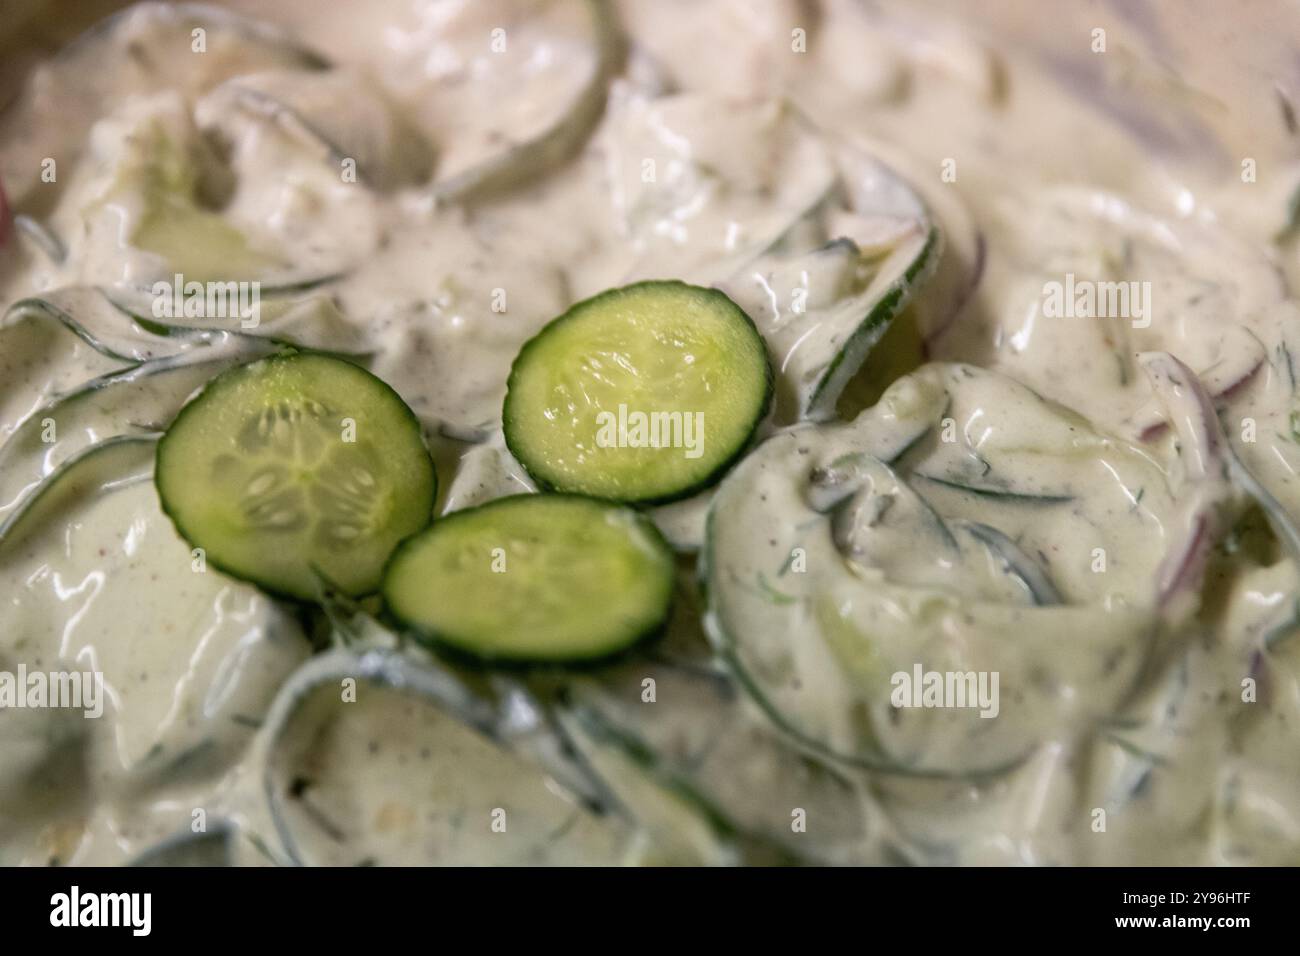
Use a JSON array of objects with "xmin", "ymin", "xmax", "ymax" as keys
[{"xmin": 1, "ymin": 0, "xmax": 1299, "ymax": 866}]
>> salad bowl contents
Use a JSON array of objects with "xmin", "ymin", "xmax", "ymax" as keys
[{"xmin": 1, "ymin": 0, "xmax": 1298, "ymax": 866}]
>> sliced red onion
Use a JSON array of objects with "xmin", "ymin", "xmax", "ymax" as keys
[
  {"xmin": 1133, "ymin": 330, "xmax": 1266, "ymax": 441},
  {"xmin": 1140, "ymin": 351, "xmax": 1300, "ymax": 612},
  {"xmin": 1139, "ymin": 352, "xmax": 1225, "ymax": 480},
  {"xmin": 0, "ymin": 175, "xmax": 10, "ymax": 249},
  {"xmin": 1154, "ymin": 511, "xmax": 1211, "ymax": 609},
  {"xmin": 1139, "ymin": 352, "xmax": 1231, "ymax": 608}
]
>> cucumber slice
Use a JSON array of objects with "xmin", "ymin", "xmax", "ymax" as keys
[
  {"xmin": 0, "ymin": 345, "xmax": 269, "ymax": 523},
  {"xmin": 0, "ymin": 436, "xmax": 156, "ymax": 550},
  {"xmin": 384, "ymin": 495, "xmax": 674, "ymax": 664},
  {"xmin": 3, "ymin": 288, "xmax": 185, "ymax": 364},
  {"xmin": 0, "ymin": 3, "xmax": 327, "ymax": 210},
  {"xmin": 156, "ymin": 352, "xmax": 435, "ymax": 600},
  {"xmin": 718, "ymin": 142, "xmax": 940, "ymax": 423},
  {"xmin": 428, "ymin": 0, "xmax": 620, "ymax": 203},
  {"xmin": 129, "ymin": 824, "xmax": 238, "ymax": 867},
  {"xmin": 552, "ymin": 659, "xmax": 877, "ymax": 864},
  {"xmin": 555, "ymin": 705, "xmax": 760, "ymax": 866},
  {"xmin": 911, "ymin": 473, "xmax": 1074, "ymax": 504},
  {"xmin": 981, "ymin": 185, "xmax": 1287, "ymax": 427},
  {"xmin": 0, "ymin": 298, "xmax": 137, "ymax": 435},
  {"xmin": 106, "ymin": 283, "xmax": 369, "ymax": 355},
  {"xmin": 198, "ymin": 69, "xmax": 433, "ymax": 192},
  {"xmin": 503, "ymin": 281, "xmax": 772, "ymax": 504},
  {"xmin": 804, "ymin": 228, "xmax": 939, "ymax": 421},
  {"xmin": 260, "ymin": 647, "xmax": 633, "ymax": 866},
  {"xmin": 602, "ymin": 95, "xmax": 838, "ymax": 282},
  {"xmin": 105, "ymin": 98, "xmax": 355, "ymax": 289},
  {"xmin": 953, "ymin": 520, "xmax": 1063, "ymax": 606},
  {"xmin": 703, "ymin": 363, "xmax": 1170, "ymax": 774},
  {"xmin": 0, "ymin": 430, "xmax": 310, "ymax": 821}
]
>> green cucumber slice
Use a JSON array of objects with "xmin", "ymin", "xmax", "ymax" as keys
[
  {"xmin": 260, "ymin": 647, "xmax": 633, "ymax": 866},
  {"xmin": 3, "ymin": 288, "xmax": 186, "ymax": 364},
  {"xmin": 0, "ymin": 345, "xmax": 270, "ymax": 523},
  {"xmin": 503, "ymin": 281, "xmax": 772, "ymax": 504},
  {"xmin": 602, "ymin": 95, "xmax": 838, "ymax": 283},
  {"xmin": 429, "ymin": 0, "xmax": 620, "ymax": 203},
  {"xmin": 953, "ymin": 520, "xmax": 1063, "ymax": 606},
  {"xmin": 718, "ymin": 143, "xmax": 940, "ymax": 423},
  {"xmin": 0, "ymin": 435, "xmax": 156, "ymax": 550},
  {"xmin": 0, "ymin": 429, "xmax": 310, "ymax": 834},
  {"xmin": 106, "ymin": 101, "xmax": 348, "ymax": 288},
  {"xmin": 552, "ymin": 659, "xmax": 877, "ymax": 864},
  {"xmin": 555, "ymin": 705, "xmax": 758, "ymax": 866},
  {"xmin": 703, "ymin": 363, "xmax": 1170, "ymax": 774},
  {"xmin": 129, "ymin": 824, "xmax": 239, "ymax": 867},
  {"xmin": 156, "ymin": 352, "xmax": 435, "ymax": 600},
  {"xmin": 911, "ymin": 473, "xmax": 1074, "ymax": 504},
  {"xmin": 0, "ymin": 298, "xmax": 137, "ymax": 436},
  {"xmin": 384, "ymin": 494, "xmax": 674, "ymax": 664},
  {"xmin": 804, "ymin": 229, "xmax": 939, "ymax": 421},
  {"xmin": 0, "ymin": 3, "xmax": 327, "ymax": 210},
  {"xmin": 106, "ymin": 283, "xmax": 368, "ymax": 354},
  {"xmin": 199, "ymin": 70, "xmax": 433, "ymax": 192},
  {"xmin": 982, "ymin": 184, "xmax": 1286, "ymax": 421}
]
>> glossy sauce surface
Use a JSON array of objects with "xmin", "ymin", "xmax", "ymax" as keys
[{"xmin": 1, "ymin": 0, "xmax": 1298, "ymax": 865}]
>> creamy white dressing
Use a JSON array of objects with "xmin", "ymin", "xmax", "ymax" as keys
[
  {"xmin": 266, "ymin": 679, "xmax": 631, "ymax": 866},
  {"xmin": 1, "ymin": 0, "xmax": 1299, "ymax": 865}
]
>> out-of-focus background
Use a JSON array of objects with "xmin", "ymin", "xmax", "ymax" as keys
[
  {"xmin": 3, "ymin": 0, "xmax": 1298, "ymax": 180},
  {"xmin": 2, "ymin": 0, "xmax": 1296, "ymax": 280}
]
